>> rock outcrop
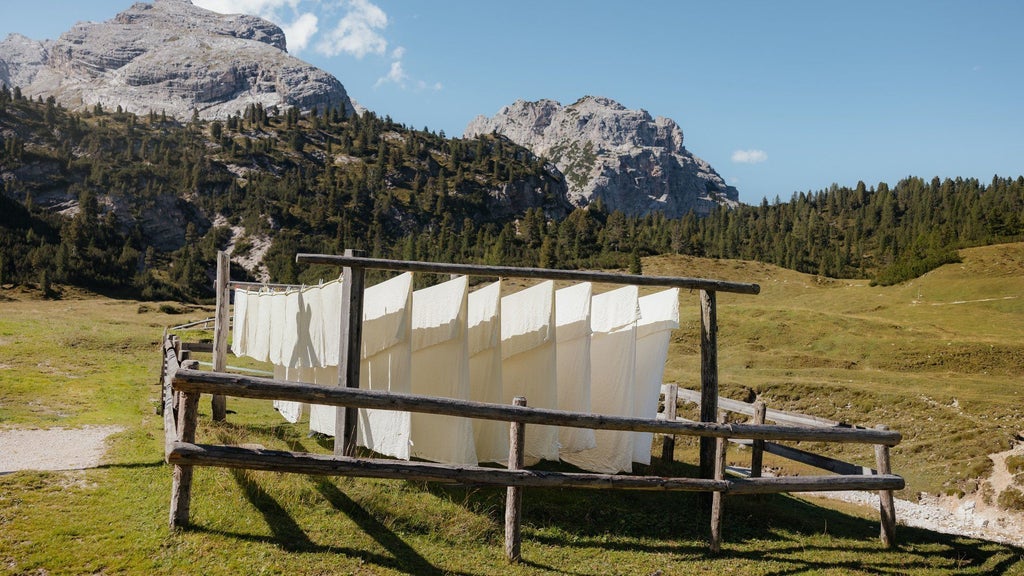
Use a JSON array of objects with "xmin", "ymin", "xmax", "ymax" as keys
[
  {"xmin": 0, "ymin": 0, "xmax": 353, "ymax": 120},
  {"xmin": 465, "ymin": 96, "xmax": 739, "ymax": 217}
]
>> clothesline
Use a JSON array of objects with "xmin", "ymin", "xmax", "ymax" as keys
[{"xmin": 230, "ymin": 274, "xmax": 679, "ymax": 474}]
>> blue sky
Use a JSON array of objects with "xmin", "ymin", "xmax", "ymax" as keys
[{"xmin": 2, "ymin": 1, "xmax": 1022, "ymax": 205}]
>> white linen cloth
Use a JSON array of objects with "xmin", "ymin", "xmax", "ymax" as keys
[
  {"xmin": 230, "ymin": 288, "xmax": 248, "ymax": 357},
  {"xmin": 562, "ymin": 285, "xmax": 640, "ymax": 474},
  {"xmin": 501, "ymin": 280, "xmax": 559, "ymax": 463},
  {"xmin": 632, "ymin": 288, "xmax": 680, "ymax": 465},
  {"xmin": 409, "ymin": 276, "xmax": 476, "ymax": 465},
  {"xmin": 555, "ymin": 282, "xmax": 596, "ymax": 455},
  {"xmin": 467, "ymin": 281, "xmax": 507, "ymax": 463},
  {"xmin": 272, "ymin": 364, "xmax": 310, "ymax": 423}
]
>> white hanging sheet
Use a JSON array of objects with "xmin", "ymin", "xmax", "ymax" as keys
[
  {"xmin": 501, "ymin": 280, "xmax": 559, "ymax": 463},
  {"xmin": 555, "ymin": 282, "xmax": 596, "ymax": 455},
  {"xmin": 245, "ymin": 289, "xmax": 271, "ymax": 362},
  {"xmin": 267, "ymin": 289, "xmax": 288, "ymax": 365},
  {"xmin": 354, "ymin": 272, "xmax": 413, "ymax": 460},
  {"xmin": 319, "ymin": 279, "xmax": 344, "ymax": 367},
  {"xmin": 230, "ymin": 288, "xmax": 248, "ymax": 357},
  {"xmin": 632, "ymin": 288, "xmax": 680, "ymax": 465},
  {"xmin": 308, "ymin": 366, "xmax": 341, "ymax": 435},
  {"xmin": 562, "ymin": 285, "xmax": 639, "ymax": 474},
  {"xmin": 467, "ymin": 281, "xmax": 507, "ymax": 463},
  {"xmin": 409, "ymin": 276, "xmax": 476, "ymax": 465},
  {"xmin": 272, "ymin": 364, "xmax": 311, "ymax": 424}
]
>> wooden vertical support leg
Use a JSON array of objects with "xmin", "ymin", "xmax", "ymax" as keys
[
  {"xmin": 211, "ymin": 250, "xmax": 230, "ymax": 421},
  {"xmin": 710, "ymin": 412, "xmax": 727, "ymax": 553},
  {"xmin": 505, "ymin": 397, "xmax": 526, "ymax": 563},
  {"xmin": 169, "ymin": 365, "xmax": 200, "ymax": 530},
  {"xmin": 750, "ymin": 400, "xmax": 767, "ymax": 478},
  {"xmin": 661, "ymin": 383, "xmax": 678, "ymax": 462},
  {"xmin": 875, "ymin": 425, "xmax": 896, "ymax": 548},
  {"xmin": 171, "ymin": 336, "xmax": 183, "ymax": 414},
  {"xmin": 699, "ymin": 290, "xmax": 719, "ymax": 483},
  {"xmin": 336, "ymin": 248, "xmax": 365, "ymax": 457}
]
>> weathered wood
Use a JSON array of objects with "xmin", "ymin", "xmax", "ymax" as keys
[
  {"xmin": 162, "ymin": 343, "xmax": 180, "ymax": 460},
  {"xmin": 670, "ymin": 386, "xmax": 841, "ymax": 429},
  {"xmin": 660, "ymin": 383, "xmax": 678, "ymax": 462},
  {"xmin": 750, "ymin": 401, "xmax": 767, "ymax": 478},
  {"xmin": 699, "ymin": 290, "xmax": 719, "ymax": 482},
  {"xmin": 336, "ymin": 248, "xmax": 366, "ymax": 457},
  {"xmin": 727, "ymin": 474, "xmax": 904, "ymax": 494},
  {"xmin": 211, "ymin": 250, "xmax": 230, "ymax": 421},
  {"xmin": 731, "ymin": 438, "xmax": 875, "ymax": 476},
  {"xmin": 506, "ymin": 397, "xmax": 526, "ymax": 563},
  {"xmin": 169, "ymin": 390, "xmax": 199, "ymax": 529},
  {"xmin": 875, "ymin": 425, "xmax": 897, "ymax": 548},
  {"xmin": 166, "ymin": 442, "xmax": 729, "ymax": 491},
  {"xmin": 180, "ymin": 342, "xmax": 215, "ymax": 354},
  {"xmin": 172, "ymin": 369, "xmax": 903, "ymax": 445},
  {"xmin": 295, "ymin": 253, "xmax": 761, "ymax": 295},
  {"xmin": 710, "ymin": 413, "xmax": 727, "ymax": 553}
]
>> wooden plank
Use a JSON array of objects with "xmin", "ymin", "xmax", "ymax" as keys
[
  {"xmin": 671, "ymin": 386, "xmax": 841, "ymax": 429},
  {"xmin": 162, "ymin": 344, "xmax": 180, "ymax": 461},
  {"xmin": 726, "ymin": 474, "xmax": 904, "ymax": 495},
  {"xmin": 710, "ymin": 412, "xmax": 727, "ymax": 553},
  {"xmin": 180, "ymin": 342, "xmax": 215, "ymax": 354},
  {"xmin": 699, "ymin": 290, "xmax": 719, "ymax": 482},
  {"xmin": 750, "ymin": 401, "xmax": 766, "ymax": 478},
  {"xmin": 336, "ymin": 248, "xmax": 365, "ymax": 458},
  {"xmin": 172, "ymin": 369, "xmax": 904, "ymax": 445},
  {"xmin": 296, "ymin": 253, "xmax": 761, "ymax": 295},
  {"xmin": 167, "ymin": 443, "xmax": 730, "ymax": 491},
  {"xmin": 875, "ymin": 425, "xmax": 897, "ymax": 548},
  {"xmin": 730, "ymin": 438, "xmax": 875, "ymax": 476},
  {"xmin": 506, "ymin": 397, "xmax": 526, "ymax": 563},
  {"xmin": 660, "ymin": 383, "xmax": 678, "ymax": 462},
  {"xmin": 211, "ymin": 250, "xmax": 230, "ymax": 421},
  {"xmin": 169, "ymin": 389, "xmax": 199, "ymax": 529}
]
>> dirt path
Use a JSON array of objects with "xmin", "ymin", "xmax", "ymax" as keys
[{"xmin": 0, "ymin": 426, "xmax": 123, "ymax": 474}]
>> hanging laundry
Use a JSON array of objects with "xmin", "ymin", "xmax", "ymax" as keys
[
  {"xmin": 501, "ymin": 280, "xmax": 559, "ymax": 463},
  {"xmin": 354, "ymin": 272, "xmax": 414, "ymax": 460},
  {"xmin": 307, "ymin": 366, "xmax": 341, "ymax": 435},
  {"xmin": 272, "ymin": 364, "xmax": 315, "ymax": 424},
  {"xmin": 632, "ymin": 288, "xmax": 681, "ymax": 465},
  {"xmin": 409, "ymin": 276, "xmax": 477, "ymax": 465},
  {"xmin": 267, "ymin": 289, "xmax": 289, "ymax": 366},
  {"xmin": 467, "ymin": 281, "xmax": 507, "ymax": 463},
  {"xmin": 555, "ymin": 282, "xmax": 596, "ymax": 456},
  {"xmin": 230, "ymin": 288, "xmax": 248, "ymax": 357},
  {"xmin": 562, "ymin": 285, "xmax": 639, "ymax": 474},
  {"xmin": 319, "ymin": 279, "xmax": 344, "ymax": 367},
  {"xmin": 246, "ymin": 289, "xmax": 272, "ymax": 362}
]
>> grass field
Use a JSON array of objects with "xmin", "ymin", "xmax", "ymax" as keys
[{"xmin": 1, "ymin": 243, "xmax": 1022, "ymax": 574}]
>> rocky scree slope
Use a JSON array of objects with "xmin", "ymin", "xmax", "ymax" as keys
[
  {"xmin": 0, "ymin": 0, "xmax": 353, "ymax": 121},
  {"xmin": 465, "ymin": 96, "xmax": 739, "ymax": 218}
]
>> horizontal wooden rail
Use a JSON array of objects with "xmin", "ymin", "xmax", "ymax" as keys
[
  {"xmin": 670, "ymin": 386, "xmax": 842, "ymax": 429},
  {"xmin": 166, "ymin": 443, "xmax": 904, "ymax": 493},
  {"xmin": 161, "ymin": 344, "xmax": 180, "ymax": 461},
  {"xmin": 295, "ymin": 254, "xmax": 761, "ymax": 295},
  {"xmin": 172, "ymin": 369, "xmax": 902, "ymax": 445},
  {"xmin": 730, "ymin": 438, "xmax": 874, "ymax": 476}
]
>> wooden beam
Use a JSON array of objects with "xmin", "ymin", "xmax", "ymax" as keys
[
  {"xmin": 211, "ymin": 250, "xmax": 230, "ymax": 421},
  {"xmin": 750, "ymin": 401, "xmax": 766, "ymax": 478},
  {"xmin": 699, "ymin": 290, "xmax": 719, "ymax": 482},
  {"xmin": 730, "ymin": 438, "xmax": 875, "ymax": 476},
  {"xmin": 296, "ymin": 253, "xmax": 761, "ymax": 295},
  {"xmin": 875, "ymin": 425, "xmax": 897, "ymax": 548},
  {"xmin": 726, "ymin": 474, "xmax": 904, "ymax": 495},
  {"xmin": 710, "ymin": 412, "xmax": 727, "ymax": 553},
  {"xmin": 336, "ymin": 248, "xmax": 365, "ymax": 457},
  {"xmin": 171, "ymin": 369, "xmax": 904, "ymax": 445},
  {"xmin": 169, "ymin": 387, "xmax": 199, "ymax": 530},
  {"xmin": 671, "ymin": 386, "xmax": 841, "ymax": 429},
  {"xmin": 505, "ymin": 397, "xmax": 526, "ymax": 563},
  {"xmin": 660, "ymin": 383, "xmax": 678, "ymax": 462}
]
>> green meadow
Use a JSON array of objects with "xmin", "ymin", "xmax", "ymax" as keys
[{"xmin": 1, "ymin": 243, "xmax": 1022, "ymax": 574}]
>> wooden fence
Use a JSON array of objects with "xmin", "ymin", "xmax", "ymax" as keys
[{"xmin": 159, "ymin": 251, "xmax": 904, "ymax": 559}]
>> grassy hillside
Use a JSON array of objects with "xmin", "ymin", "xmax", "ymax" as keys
[{"xmin": 1, "ymin": 245, "xmax": 1022, "ymax": 574}]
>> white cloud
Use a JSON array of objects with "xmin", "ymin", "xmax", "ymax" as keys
[
  {"xmin": 317, "ymin": 0, "xmax": 389, "ymax": 58},
  {"xmin": 282, "ymin": 12, "xmax": 319, "ymax": 52},
  {"xmin": 731, "ymin": 149, "xmax": 768, "ymax": 164},
  {"xmin": 391, "ymin": 46, "xmax": 406, "ymax": 60},
  {"xmin": 375, "ymin": 60, "xmax": 407, "ymax": 88}
]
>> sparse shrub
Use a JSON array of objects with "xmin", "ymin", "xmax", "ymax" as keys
[
  {"xmin": 1005, "ymin": 454, "xmax": 1024, "ymax": 474},
  {"xmin": 159, "ymin": 303, "xmax": 184, "ymax": 314},
  {"xmin": 998, "ymin": 487, "xmax": 1024, "ymax": 511}
]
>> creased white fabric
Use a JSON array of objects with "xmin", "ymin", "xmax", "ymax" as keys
[
  {"xmin": 272, "ymin": 364, "xmax": 309, "ymax": 424},
  {"xmin": 562, "ymin": 285, "xmax": 639, "ymax": 474},
  {"xmin": 354, "ymin": 272, "xmax": 413, "ymax": 460},
  {"xmin": 319, "ymin": 279, "xmax": 344, "ymax": 367},
  {"xmin": 555, "ymin": 282, "xmax": 596, "ymax": 455},
  {"xmin": 308, "ymin": 366, "xmax": 341, "ymax": 435},
  {"xmin": 501, "ymin": 281, "xmax": 559, "ymax": 463},
  {"xmin": 632, "ymin": 288, "xmax": 680, "ymax": 464},
  {"xmin": 267, "ymin": 290, "xmax": 288, "ymax": 365},
  {"xmin": 467, "ymin": 281, "xmax": 507, "ymax": 463},
  {"xmin": 230, "ymin": 288, "xmax": 248, "ymax": 357},
  {"xmin": 409, "ymin": 276, "xmax": 476, "ymax": 465},
  {"xmin": 246, "ymin": 290, "xmax": 271, "ymax": 362}
]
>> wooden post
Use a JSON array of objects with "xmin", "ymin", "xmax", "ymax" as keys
[
  {"xmin": 750, "ymin": 400, "xmax": 767, "ymax": 478},
  {"xmin": 661, "ymin": 383, "xmax": 678, "ymax": 462},
  {"xmin": 699, "ymin": 290, "xmax": 719, "ymax": 482},
  {"xmin": 875, "ymin": 424, "xmax": 897, "ymax": 548},
  {"xmin": 710, "ymin": 412, "xmax": 727, "ymax": 553},
  {"xmin": 170, "ymin": 361, "xmax": 200, "ymax": 529},
  {"xmin": 505, "ymin": 397, "xmax": 526, "ymax": 563},
  {"xmin": 335, "ymin": 248, "xmax": 366, "ymax": 457},
  {"xmin": 211, "ymin": 250, "xmax": 230, "ymax": 421}
]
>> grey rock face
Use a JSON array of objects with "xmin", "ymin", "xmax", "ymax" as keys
[
  {"xmin": 465, "ymin": 96, "xmax": 739, "ymax": 217},
  {"xmin": 0, "ymin": 0, "xmax": 353, "ymax": 120}
]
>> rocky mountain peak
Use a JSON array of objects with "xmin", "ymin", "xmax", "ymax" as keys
[
  {"xmin": 466, "ymin": 96, "xmax": 738, "ymax": 217},
  {"xmin": 0, "ymin": 0, "xmax": 352, "ymax": 120}
]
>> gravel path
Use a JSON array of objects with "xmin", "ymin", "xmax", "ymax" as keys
[{"xmin": 0, "ymin": 426, "xmax": 123, "ymax": 474}]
